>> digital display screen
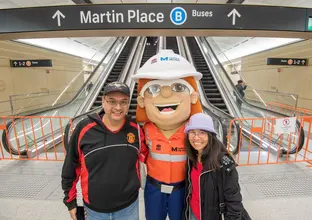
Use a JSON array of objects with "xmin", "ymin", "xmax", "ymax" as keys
[{"xmin": 308, "ymin": 17, "xmax": 312, "ymax": 31}]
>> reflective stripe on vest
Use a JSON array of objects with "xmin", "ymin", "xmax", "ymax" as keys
[{"xmin": 150, "ymin": 152, "xmax": 187, "ymax": 162}]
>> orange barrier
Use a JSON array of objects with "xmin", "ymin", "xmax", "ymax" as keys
[
  {"xmin": 0, "ymin": 116, "xmax": 72, "ymax": 161},
  {"xmin": 267, "ymin": 102, "xmax": 312, "ymax": 116},
  {"xmin": 1, "ymin": 115, "xmax": 311, "ymax": 169},
  {"xmin": 227, "ymin": 116, "xmax": 312, "ymax": 166}
]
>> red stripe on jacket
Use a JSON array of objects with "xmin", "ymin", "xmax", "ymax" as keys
[
  {"xmin": 129, "ymin": 122, "xmax": 148, "ymax": 180},
  {"xmin": 66, "ymin": 122, "xmax": 96, "ymax": 204}
]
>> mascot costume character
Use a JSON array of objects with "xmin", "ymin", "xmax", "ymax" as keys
[{"xmin": 132, "ymin": 49, "xmax": 203, "ymax": 220}]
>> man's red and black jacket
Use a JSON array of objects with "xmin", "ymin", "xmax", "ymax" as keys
[{"xmin": 61, "ymin": 110, "xmax": 146, "ymax": 213}]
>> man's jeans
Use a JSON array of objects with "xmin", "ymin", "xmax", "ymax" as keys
[{"xmin": 84, "ymin": 199, "xmax": 139, "ymax": 220}]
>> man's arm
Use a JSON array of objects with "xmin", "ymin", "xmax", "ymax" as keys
[{"xmin": 61, "ymin": 123, "xmax": 82, "ymax": 211}]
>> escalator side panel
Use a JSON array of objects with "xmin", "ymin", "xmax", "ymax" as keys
[{"xmin": 128, "ymin": 41, "xmax": 158, "ymax": 120}]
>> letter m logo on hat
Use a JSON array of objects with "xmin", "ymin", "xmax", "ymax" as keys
[{"xmin": 160, "ymin": 57, "xmax": 168, "ymax": 61}]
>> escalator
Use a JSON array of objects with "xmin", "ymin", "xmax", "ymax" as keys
[
  {"xmin": 190, "ymin": 36, "xmax": 305, "ymax": 155},
  {"xmin": 1, "ymin": 37, "xmax": 136, "ymax": 156},
  {"xmin": 186, "ymin": 37, "xmax": 229, "ymax": 114},
  {"xmin": 128, "ymin": 41, "xmax": 158, "ymax": 119},
  {"xmin": 90, "ymin": 37, "xmax": 136, "ymax": 110},
  {"xmin": 166, "ymin": 37, "xmax": 179, "ymax": 54}
]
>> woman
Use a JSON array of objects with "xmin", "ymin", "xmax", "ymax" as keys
[{"xmin": 183, "ymin": 113, "xmax": 244, "ymax": 220}]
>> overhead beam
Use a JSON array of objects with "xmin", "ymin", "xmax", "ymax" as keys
[
  {"xmin": 227, "ymin": 0, "xmax": 245, "ymax": 4},
  {"xmin": 72, "ymin": 0, "xmax": 93, "ymax": 4}
]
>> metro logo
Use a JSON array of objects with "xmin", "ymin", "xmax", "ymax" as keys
[
  {"xmin": 160, "ymin": 57, "xmax": 180, "ymax": 61},
  {"xmin": 171, "ymin": 147, "xmax": 185, "ymax": 152}
]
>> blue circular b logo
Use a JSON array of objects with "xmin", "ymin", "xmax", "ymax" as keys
[{"xmin": 170, "ymin": 7, "xmax": 187, "ymax": 25}]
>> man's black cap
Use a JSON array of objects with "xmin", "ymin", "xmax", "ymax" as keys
[{"xmin": 103, "ymin": 81, "xmax": 130, "ymax": 96}]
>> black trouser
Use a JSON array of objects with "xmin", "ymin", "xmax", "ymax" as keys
[{"xmin": 236, "ymin": 99, "xmax": 242, "ymax": 111}]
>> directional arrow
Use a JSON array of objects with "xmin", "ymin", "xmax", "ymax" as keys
[
  {"xmin": 227, "ymin": 8, "xmax": 241, "ymax": 25},
  {"xmin": 52, "ymin": 10, "xmax": 65, "ymax": 27},
  {"xmin": 301, "ymin": 60, "xmax": 305, "ymax": 65},
  {"xmin": 13, "ymin": 61, "xmax": 17, "ymax": 66}
]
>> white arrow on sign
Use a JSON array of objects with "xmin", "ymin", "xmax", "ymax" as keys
[
  {"xmin": 227, "ymin": 8, "xmax": 241, "ymax": 25},
  {"xmin": 52, "ymin": 10, "xmax": 65, "ymax": 27},
  {"xmin": 302, "ymin": 60, "xmax": 305, "ymax": 65},
  {"xmin": 14, "ymin": 61, "xmax": 17, "ymax": 66}
]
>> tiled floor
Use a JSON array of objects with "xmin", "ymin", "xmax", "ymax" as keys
[{"xmin": 0, "ymin": 159, "xmax": 312, "ymax": 220}]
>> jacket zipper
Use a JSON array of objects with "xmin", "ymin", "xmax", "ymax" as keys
[
  {"xmin": 137, "ymin": 123, "xmax": 142, "ymax": 180},
  {"xmin": 185, "ymin": 160, "xmax": 191, "ymax": 220},
  {"xmin": 84, "ymin": 144, "xmax": 138, "ymax": 158},
  {"xmin": 199, "ymin": 169, "xmax": 213, "ymax": 220}
]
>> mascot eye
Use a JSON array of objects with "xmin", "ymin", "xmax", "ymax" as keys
[
  {"xmin": 172, "ymin": 83, "xmax": 188, "ymax": 92},
  {"xmin": 147, "ymin": 85, "xmax": 161, "ymax": 94}
]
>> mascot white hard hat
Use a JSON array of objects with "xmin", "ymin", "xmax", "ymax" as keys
[{"xmin": 132, "ymin": 49, "xmax": 202, "ymax": 81}]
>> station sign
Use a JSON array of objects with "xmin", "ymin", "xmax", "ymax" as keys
[
  {"xmin": 10, "ymin": 59, "xmax": 53, "ymax": 68},
  {"xmin": 0, "ymin": 4, "xmax": 309, "ymax": 34},
  {"xmin": 267, "ymin": 58, "xmax": 308, "ymax": 66}
]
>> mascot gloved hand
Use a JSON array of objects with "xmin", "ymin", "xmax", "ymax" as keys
[{"xmin": 132, "ymin": 50, "xmax": 203, "ymax": 220}]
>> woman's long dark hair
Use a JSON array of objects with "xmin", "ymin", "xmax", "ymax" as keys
[{"xmin": 185, "ymin": 131, "xmax": 228, "ymax": 170}]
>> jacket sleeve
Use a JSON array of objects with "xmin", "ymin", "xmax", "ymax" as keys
[
  {"xmin": 138, "ymin": 124, "xmax": 149, "ymax": 163},
  {"xmin": 222, "ymin": 155, "xmax": 244, "ymax": 220},
  {"xmin": 61, "ymin": 123, "xmax": 82, "ymax": 211}
]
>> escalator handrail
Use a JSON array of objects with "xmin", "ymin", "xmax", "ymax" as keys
[
  {"xmin": 64, "ymin": 37, "xmax": 144, "ymax": 150},
  {"xmin": 1, "ymin": 37, "xmax": 127, "ymax": 154},
  {"xmin": 182, "ymin": 37, "xmax": 235, "ymax": 120},
  {"xmin": 78, "ymin": 37, "xmax": 137, "ymax": 114},
  {"xmin": 181, "ymin": 36, "xmax": 240, "ymax": 149},
  {"xmin": 16, "ymin": 37, "xmax": 122, "ymax": 117},
  {"xmin": 198, "ymin": 37, "xmax": 305, "ymax": 154},
  {"xmin": 126, "ymin": 38, "xmax": 147, "ymax": 97},
  {"xmin": 200, "ymin": 36, "xmax": 291, "ymax": 117},
  {"xmin": 192, "ymin": 37, "xmax": 238, "ymax": 116}
]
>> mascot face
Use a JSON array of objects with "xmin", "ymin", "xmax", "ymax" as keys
[
  {"xmin": 137, "ymin": 79, "xmax": 199, "ymax": 130},
  {"xmin": 132, "ymin": 49, "xmax": 203, "ymax": 131}
]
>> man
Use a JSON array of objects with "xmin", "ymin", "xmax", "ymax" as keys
[
  {"xmin": 61, "ymin": 81, "xmax": 145, "ymax": 220},
  {"xmin": 235, "ymin": 79, "xmax": 247, "ymax": 111},
  {"xmin": 132, "ymin": 50, "xmax": 203, "ymax": 220},
  {"xmin": 85, "ymin": 81, "xmax": 94, "ymax": 95}
]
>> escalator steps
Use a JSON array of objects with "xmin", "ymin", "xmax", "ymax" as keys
[
  {"xmin": 186, "ymin": 37, "xmax": 229, "ymax": 114},
  {"xmin": 91, "ymin": 37, "xmax": 136, "ymax": 110}
]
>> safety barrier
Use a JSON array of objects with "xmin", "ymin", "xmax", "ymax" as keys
[
  {"xmin": 0, "ymin": 116, "xmax": 72, "ymax": 161},
  {"xmin": 267, "ymin": 102, "xmax": 312, "ymax": 116},
  {"xmin": 1, "ymin": 115, "xmax": 311, "ymax": 168},
  {"xmin": 227, "ymin": 116, "xmax": 312, "ymax": 166}
]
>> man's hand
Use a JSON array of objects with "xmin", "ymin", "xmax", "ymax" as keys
[{"xmin": 69, "ymin": 208, "xmax": 77, "ymax": 220}]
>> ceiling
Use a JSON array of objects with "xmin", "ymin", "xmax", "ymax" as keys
[
  {"xmin": 1, "ymin": 0, "xmax": 311, "ymax": 8},
  {"xmin": 1, "ymin": 0, "xmax": 309, "ymax": 62},
  {"xmin": 211, "ymin": 37, "xmax": 301, "ymax": 63},
  {"xmin": 242, "ymin": 0, "xmax": 312, "ymax": 7}
]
